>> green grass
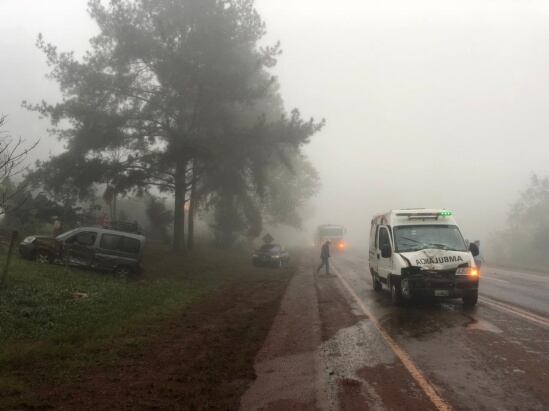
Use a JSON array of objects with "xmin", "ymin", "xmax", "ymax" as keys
[{"xmin": 0, "ymin": 246, "xmax": 254, "ymax": 403}]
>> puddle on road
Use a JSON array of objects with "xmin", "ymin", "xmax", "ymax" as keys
[
  {"xmin": 317, "ymin": 319, "xmax": 438, "ymax": 411},
  {"xmin": 375, "ymin": 300, "xmax": 503, "ymax": 339},
  {"xmin": 317, "ymin": 319, "xmax": 394, "ymax": 410},
  {"xmin": 319, "ymin": 319, "xmax": 394, "ymax": 378},
  {"xmin": 465, "ymin": 318, "xmax": 503, "ymax": 333},
  {"xmin": 379, "ymin": 304, "xmax": 467, "ymax": 339}
]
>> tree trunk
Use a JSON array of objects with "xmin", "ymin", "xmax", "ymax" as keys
[
  {"xmin": 187, "ymin": 167, "xmax": 198, "ymax": 251},
  {"xmin": 219, "ymin": 190, "xmax": 236, "ymax": 249},
  {"xmin": 173, "ymin": 160, "xmax": 187, "ymax": 252},
  {"xmin": 112, "ymin": 193, "xmax": 117, "ymax": 222}
]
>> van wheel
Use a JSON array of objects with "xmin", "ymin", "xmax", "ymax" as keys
[
  {"xmin": 35, "ymin": 251, "xmax": 53, "ymax": 264},
  {"xmin": 400, "ymin": 277, "xmax": 412, "ymax": 300},
  {"xmin": 390, "ymin": 278, "xmax": 403, "ymax": 305},
  {"xmin": 372, "ymin": 273, "xmax": 382, "ymax": 291},
  {"xmin": 463, "ymin": 291, "xmax": 478, "ymax": 307}
]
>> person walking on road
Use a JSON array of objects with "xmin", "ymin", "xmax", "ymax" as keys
[{"xmin": 317, "ymin": 240, "xmax": 331, "ymax": 274}]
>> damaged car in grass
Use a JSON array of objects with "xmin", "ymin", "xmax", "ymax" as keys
[{"xmin": 19, "ymin": 226, "xmax": 146, "ymax": 275}]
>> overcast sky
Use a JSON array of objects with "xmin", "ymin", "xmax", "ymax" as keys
[{"xmin": 2, "ymin": 0, "xmax": 549, "ymax": 246}]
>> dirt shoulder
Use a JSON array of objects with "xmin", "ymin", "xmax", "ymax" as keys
[{"xmin": 3, "ymin": 250, "xmax": 294, "ymax": 411}]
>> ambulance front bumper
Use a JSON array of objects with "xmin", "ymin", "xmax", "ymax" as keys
[
  {"xmin": 402, "ymin": 268, "xmax": 479, "ymax": 298},
  {"xmin": 408, "ymin": 277, "xmax": 478, "ymax": 298}
]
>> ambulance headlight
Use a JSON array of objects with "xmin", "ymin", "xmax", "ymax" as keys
[{"xmin": 456, "ymin": 267, "xmax": 479, "ymax": 278}]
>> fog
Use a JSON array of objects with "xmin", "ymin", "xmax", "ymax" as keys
[{"xmin": 3, "ymin": 0, "xmax": 549, "ymax": 249}]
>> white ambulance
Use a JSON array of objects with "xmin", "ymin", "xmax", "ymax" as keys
[{"xmin": 368, "ymin": 209, "xmax": 480, "ymax": 306}]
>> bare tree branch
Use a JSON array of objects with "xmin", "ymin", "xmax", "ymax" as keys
[{"xmin": 0, "ymin": 115, "xmax": 38, "ymax": 215}]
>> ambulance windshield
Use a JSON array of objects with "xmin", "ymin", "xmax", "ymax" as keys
[{"xmin": 394, "ymin": 225, "xmax": 468, "ymax": 253}]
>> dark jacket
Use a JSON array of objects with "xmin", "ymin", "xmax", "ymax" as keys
[{"xmin": 320, "ymin": 242, "xmax": 330, "ymax": 259}]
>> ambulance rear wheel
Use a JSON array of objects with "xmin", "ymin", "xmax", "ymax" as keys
[
  {"xmin": 462, "ymin": 290, "xmax": 478, "ymax": 307},
  {"xmin": 372, "ymin": 273, "xmax": 382, "ymax": 291}
]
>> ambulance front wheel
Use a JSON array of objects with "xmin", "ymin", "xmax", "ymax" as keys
[
  {"xmin": 400, "ymin": 277, "xmax": 412, "ymax": 300},
  {"xmin": 390, "ymin": 278, "xmax": 403, "ymax": 305}
]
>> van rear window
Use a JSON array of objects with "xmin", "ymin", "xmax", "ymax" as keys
[
  {"xmin": 100, "ymin": 234, "xmax": 120, "ymax": 251},
  {"xmin": 100, "ymin": 234, "xmax": 140, "ymax": 253},
  {"xmin": 120, "ymin": 237, "xmax": 140, "ymax": 253}
]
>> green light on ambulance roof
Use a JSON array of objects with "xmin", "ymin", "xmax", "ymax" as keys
[{"xmin": 440, "ymin": 211, "xmax": 453, "ymax": 217}]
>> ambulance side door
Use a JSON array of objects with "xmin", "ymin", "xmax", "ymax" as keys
[
  {"xmin": 377, "ymin": 226, "xmax": 393, "ymax": 280},
  {"xmin": 369, "ymin": 224, "xmax": 379, "ymax": 273}
]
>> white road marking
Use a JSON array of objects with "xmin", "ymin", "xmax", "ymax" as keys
[
  {"xmin": 483, "ymin": 267, "xmax": 549, "ymax": 284},
  {"xmin": 332, "ymin": 264, "xmax": 453, "ymax": 411},
  {"xmin": 490, "ymin": 275, "xmax": 549, "ymax": 290},
  {"xmin": 481, "ymin": 275, "xmax": 510, "ymax": 285},
  {"xmin": 479, "ymin": 296, "xmax": 549, "ymax": 329}
]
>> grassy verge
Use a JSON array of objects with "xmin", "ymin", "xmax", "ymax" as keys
[{"xmin": 0, "ymin": 246, "xmax": 285, "ymax": 408}]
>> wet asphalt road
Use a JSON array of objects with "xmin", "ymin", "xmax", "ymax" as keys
[
  {"xmin": 333, "ymin": 251, "xmax": 549, "ymax": 410},
  {"xmin": 242, "ymin": 250, "xmax": 549, "ymax": 411},
  {"xmin": 480, "ymin": 265, "xmax": 549, "ymax": 316}
]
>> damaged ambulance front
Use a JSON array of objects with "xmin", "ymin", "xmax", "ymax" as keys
[{"xmin": 393, "ymin": 221, "xmax": 480, "ymax": 306}]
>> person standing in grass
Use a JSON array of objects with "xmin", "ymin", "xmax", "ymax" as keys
[
  {"xmin": 317, "ymin": 240, "xmax": 331, "ymax": 274},
  {"xmin": 52, "ymin": 217, "xmax": 63, "ymax": 237}
]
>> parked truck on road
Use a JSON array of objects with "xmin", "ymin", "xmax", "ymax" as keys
[{"xmin": 316, "ymin": 224, "xmax": 347, "ymax": 253}]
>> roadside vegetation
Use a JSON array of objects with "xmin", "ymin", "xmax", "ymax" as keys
[
  {"xmin": 0, "ymin": 246, "xmax": 294, "ymax": 409},
  {"xmin": 0, "ymin": 1, "xmax": 313, "ymax": 407},
  {"xmin": 491, "ymin": 175, "xmax": 549, "ymax": 272},
  {"xmin": 19, "ymin": 0, "xmax": 322, "ymax": 252}
]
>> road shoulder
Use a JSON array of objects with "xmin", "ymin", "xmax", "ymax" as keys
[{"xmin": 242, "ymin": 255, "xmax": 437, "ymax": 411}]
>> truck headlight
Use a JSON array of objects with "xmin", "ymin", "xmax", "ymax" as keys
[
  {"xmin": 272, "ymin": 255, "xmax": 280, "ymax": 259},
  {"xmin": 456, "ymin": 267, "xmax": 479, "ymax": 277},
  {"xmin": 22, "ymin": 236, "xmax": 36, "ymax": 244}
]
